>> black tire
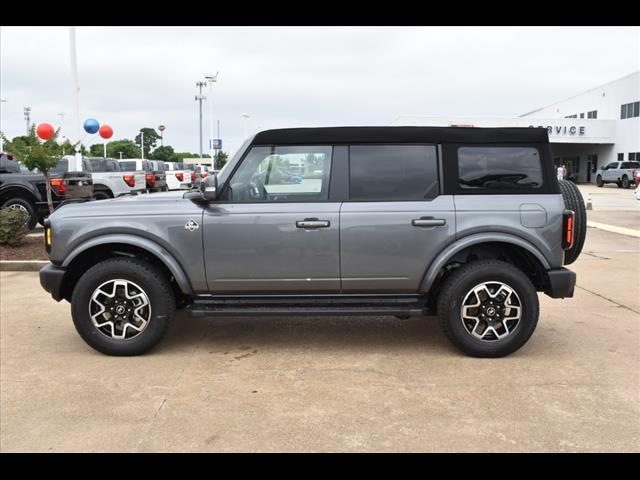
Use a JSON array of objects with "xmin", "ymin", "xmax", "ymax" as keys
[
  {"xmin": 621, "ymin": 176, "xmax": 630, "ymax": 189},
  {"xmin": 596, "ymin": 175, "xmax": 603, "ymax": 187},
  {"xmin": 437, "ymin": 260, "xmax": 539, "ymax": 358},
  {"xmin": 71, "ymin": 257, "xmax": 175, "ymax": 356},
  {"xmin": 1, "ymin": 197, "xmax": 38, "ymax": 229},
  {"xmin": 92, "ymin": 190, "xmax": 112, "ymax": 200},
  {"xmin": 558, "ymin": 179, "xmax": 587, "ymax": 265}
]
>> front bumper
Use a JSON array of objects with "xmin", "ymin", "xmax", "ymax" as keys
[
  {"xmin": 544, "ymin": 268, "xmax": 576, "ymax": 298},
  {"xmin": 39, "ymin": 263, "xmax": 66, "ymax": 302}
]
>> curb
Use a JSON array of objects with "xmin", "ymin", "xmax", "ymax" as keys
[{"xmin": 0, "ymin": 260, "xmax": 50, "ymax": 272}]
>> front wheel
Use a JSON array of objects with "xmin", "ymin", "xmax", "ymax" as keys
[
  {"xmin": 71, "ymin": 257, "xmax": 175, "ymax": 356},
  {"xmin": 437, "ymin": 260, "xmax": 539, "ymax": 357},
  {"xmin": 2, "ymin": 198, "xmax": 38, "ymax": 229},
  {"xmin": 596, "ymin": 175, "xmax": 603, "ymax": 187}
]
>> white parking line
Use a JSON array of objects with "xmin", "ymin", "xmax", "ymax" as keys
[{"xmin": 587, "ymin": 221, "xmax": 640, "ymax": 238}]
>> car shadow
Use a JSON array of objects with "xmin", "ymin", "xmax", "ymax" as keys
[{"xmin": 156, "ymin": 311, "xmax": 455, "ymax": 355}]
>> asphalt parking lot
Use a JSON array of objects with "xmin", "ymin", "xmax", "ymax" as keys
[{"xmin": 1, "ymin": 185, "xmax": 638, "ymax": 452}]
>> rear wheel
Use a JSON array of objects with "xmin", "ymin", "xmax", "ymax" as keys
[
  {"xmin": 596, "ymin": 175, "xmax": 603, "ymax": 187},
  {"xmin": 437, "ymin": 260, "xmax": 539, "ymax": 358},
  {"xmin": 71, "ymin": 257, "xmax": 175, "ymax": 356},
  {"xmin": 2, "ymin": 197, "xmax": 38, "ymax": 229},
  {"xmin": 558, "ymin": 179, "xmax": 587, "ymax": 265},
  {"xmin": 92, "ymin": 190, "xmax": 112, "ymax": 200},
  {"xmin": 621, "ymin": 176, "xmax": 630, "ymax": 189}
]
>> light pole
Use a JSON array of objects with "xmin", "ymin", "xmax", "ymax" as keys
[
  {"xmin": 195, "ymin": 81, "xmax": 206, "ymax": 158},
  {"xmin": 23, "ymin": 106, "xmax": 31, "ymax": 135},
  {"xmin": 158, "ymin": 124, "xmax": 165, "ymax": 146},
  {"xmin": 118, "ymin": 151, "xmax": 123, "ymax": 160},
  {"xmin": 139, "ymin": 131, "xmax": 145, "ymax": 160},
  {"xmin": 57, "ymin": 112, "xmax": 67, "ymax": 150},
  {"xmin": 69, "ymin": 27, "xmax": 83, "ymax": 171},
  {"xmin": 241, "ymin": 113, "xmax": 250, "ymax": 139},
  {"xmin": 204, "ymin": 72, "xmax": 219, "ymax": 168},
  {"xmin": 0, "ymin": 99, "xmax": 7, "ymax": 152}
]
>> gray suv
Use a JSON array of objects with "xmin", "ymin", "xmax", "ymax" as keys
[{"xmin": 39, "ymin": 127, "xmax": 586, "ymax": 357}]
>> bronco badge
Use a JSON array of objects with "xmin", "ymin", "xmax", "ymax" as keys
[{"xmin": 185, "ymin": 218, "xmax": 199, "ymax": 232}]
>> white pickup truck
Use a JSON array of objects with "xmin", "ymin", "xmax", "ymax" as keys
[
  {"xmin": 86, "ymin": 157, "xmax": 146, "ymax": 199},
  {"xmin": 596, "ymin": 161, "xmax": 640, "ymax": 189},
  {"xmin": 163, "ymin": 161, "xmax": 193, "ymax": 190}
]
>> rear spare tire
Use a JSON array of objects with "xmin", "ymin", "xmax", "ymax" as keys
[{"xmin": 558, "ymin": 179, "xmax": 586, "ymax": 265}]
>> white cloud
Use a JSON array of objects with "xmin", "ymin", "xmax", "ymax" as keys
[{"xmin": 1, "ymin": 26, "xmax": 638, "ymax": 156}]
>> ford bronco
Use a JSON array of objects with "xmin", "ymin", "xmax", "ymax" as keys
[{"xmin": 39, "ymin": 127, "xmax": 586, "ymax": 357}]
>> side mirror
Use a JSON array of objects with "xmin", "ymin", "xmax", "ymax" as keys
[{"xmin": 201, "ymin": 173, "xmax": 218, "ymax": 201}]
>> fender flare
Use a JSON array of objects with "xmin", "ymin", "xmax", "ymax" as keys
[
  {"xmin": 419, "ymin": 232, "xmax": 551, "ymax": 292},
  {"xmin": 61, "ymin": 233, "xmax": 193, "ymax": 295},
  {"xmin": 0, "ymin": 183, "xmax": 39, "ymax": 202}
]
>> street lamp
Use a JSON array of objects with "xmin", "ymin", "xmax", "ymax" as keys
[
  {"xmin": 204, "ymin": 72, "xmax": 219, "ymax": 169},
  {"xmin": 195, "ymin": 81, "xmax": 207, "ymax": 158},
  {"xmin": 158, "ymin": 124, "xmax": 166, "ymax": 146},
  {"xmin": 241, "ymin": 113, "xmax": 250, "ymax": 139}
]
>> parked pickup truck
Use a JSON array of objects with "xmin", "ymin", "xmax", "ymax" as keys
[
  {"xmin": 86, "ymin": 157, "xmax": 146, "ymax": 199},
  {"xmin": 595, "ymin": 161, "xmax": 640, "ymax": 188},
  {"xmin": 40, "ymin": 126, "xmax": 586, "ymax": 358},
  {"xmin": 163, "ymin": 162, "xmax": 193, "ymax": 190},
  {"xmin": 118, "ymin": 159, "xmax": 168, "ymax": 193},
  {"xmin": 1, "ymin": 152, "xmax": 92, "ymax": 229}
]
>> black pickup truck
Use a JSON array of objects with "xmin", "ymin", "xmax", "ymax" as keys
[{"xmin": 0, "ymin": 152, "xmax": 93, "ymax": 229}]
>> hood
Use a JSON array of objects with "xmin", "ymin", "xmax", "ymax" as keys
[{"xmin": 49, "ymin": 190, "xmax": 192, "ymax": 220}]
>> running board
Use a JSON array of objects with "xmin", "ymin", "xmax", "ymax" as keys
[{"xmin": 189, "ymin": 295, "xmax": 431, "ymax": 318}]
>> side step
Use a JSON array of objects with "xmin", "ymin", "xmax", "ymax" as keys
[{"xmin": 189, "ymin": 295, "xmax": 431, "ymax": 318}]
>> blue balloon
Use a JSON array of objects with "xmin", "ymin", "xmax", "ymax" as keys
[{"xmin": 83, "ymin": 118, "xmax": 100, "ymax": 134}]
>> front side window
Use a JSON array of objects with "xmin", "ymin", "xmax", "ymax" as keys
[
  {"xmin": 223, "ymin": 146, "xmax": 332, "ymax": 202},
  {"xmin": 458, "ymin": 146, "xmax": 543, "ymax": 190},
  {"xmin": 349, "ymin": 145, "xmax": 439, "ymax": 201}
]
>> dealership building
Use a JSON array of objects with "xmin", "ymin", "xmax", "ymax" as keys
[{"xmin": 392, "ymin": 71, "xmax": 639, "ymax": 183}]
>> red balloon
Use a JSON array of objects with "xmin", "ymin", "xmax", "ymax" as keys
[
  {"xmin": 99, "ymin": 125, "xmax": 113, "ymax": 139},
  {"xmin": 36, "ymin": 123, "xmax": 55, "ymax": 140}
]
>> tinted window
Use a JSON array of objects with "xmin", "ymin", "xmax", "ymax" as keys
[
  {"xmin": 349, "ymin": 145, "xmax": 438, "ymax": 201},
  {"xmin": 105, "ymin": 160, "xmax": 119, "ymax": 172},
  {"xmin": 51, "ymin": 158, "xmax": 69, "ymax": 173},
  {"xmin": 458, "ymin": 146, "xmax": 543, "ymax": 190},
  {"xmin": 119, "ymin": 161, "xmax": 137, "ymax": 171},
  {"xmin": 623, "ymin": 161, "xmax": 640, "ymax": 168}
]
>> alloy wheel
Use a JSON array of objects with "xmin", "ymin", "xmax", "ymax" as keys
[{"xmin": 460, "ymin": 281, "xmax": 522, "ymax": 341}]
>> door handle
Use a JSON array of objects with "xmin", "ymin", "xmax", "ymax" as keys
[
  {"xmin": 412, "ymin": 217, "xmax": 446, "ymax": 227},
  {"xmin": 296, "ymin": 218, "xmax": 330, "ymax": 229}
]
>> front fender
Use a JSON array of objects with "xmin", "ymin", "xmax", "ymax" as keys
[
  {"xmin": 419, "ymin": 232, "xmax": 551, "ymax": 292},
  {"xmin": 62, "ymin": 233, "xmax": 193, "ymax": 295}
]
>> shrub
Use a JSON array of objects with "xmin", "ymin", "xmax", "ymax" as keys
[{"xmin": 0, "ymin": 208, "xmax": 30, "ymax": 246}]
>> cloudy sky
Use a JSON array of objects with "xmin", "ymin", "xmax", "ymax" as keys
[{"xmin": 1, "ymin": 26, "xmax": 638, "ymax": 156}]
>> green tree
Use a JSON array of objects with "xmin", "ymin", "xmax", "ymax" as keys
[
  {"xmin": 134, "ymin": 128, "xmax": 161, "ymax": 158},
  {"xmin": 106, "ymin": 139, "xmax": 140, "ymax": 159},
  {"xmin": 89, "ymin": 144, "xmax": 104, "ymax": 157},
  {"xmin": 215, "ymin": 151, "xmax": 229, "ymax": 169},
  {"xmin": 2, "ymin": 127, "xmax": 63, "ymax": 213},
  {"xmin": 150, "ymin": 145, "xmax": 178, "ymax": 162}
]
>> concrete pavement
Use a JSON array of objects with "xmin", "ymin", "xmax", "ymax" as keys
[{"xmin": 1, "ymin": 221, "xmax": 638, "ymax": 452}]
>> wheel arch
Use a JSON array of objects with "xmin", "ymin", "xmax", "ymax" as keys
[
  {"xmin": 0, "ymin": 185, "xmax": 39, "ymax": 204},
  {"xmin": 59, "ymin": 235, "xmax": 193, "ymax": 301},
  {"xmin": 420, "ymin": 233, "xmax": 551, "ymax": 294}
]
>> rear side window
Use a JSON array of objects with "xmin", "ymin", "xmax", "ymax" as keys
[
  {"xmin": 106, "ymin": 160, "xmax": 119, "ymax": 172},
  {"xmin": 349, "ymin": 145, "xmax": 439, "ymax": 201},
  {"xmin": 458, "ymin": 146, "xmax": 543, "ymax": 190},
  {"xmin": 0, "ymin": 154, "xmax": 20, "ymax": 173},
  {"xmin": 119, "ymin": 161, "xmax": 137, "ymax": 171}
]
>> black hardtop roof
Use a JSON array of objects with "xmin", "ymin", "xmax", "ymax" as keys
[{"xmin": 252, "ymin": 126, "xmax": 549, "ymax": 145}]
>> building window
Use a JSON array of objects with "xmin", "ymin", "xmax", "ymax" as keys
[
  {"xmin": 587, "ymin": 154, "xmax": 598, "ymax": 172},
  {"xmin": 587, "ymin": 110, "xmax": 598, "ymax": 119},
  {"xmin": 579, "ymin": 113, "xmax": 585, "ymax": 118},
  {"xmin": 618, "ymin": 153, "xmax": 624, "ymax": 161},
  {"xmin": 630, "ymin": 153, "xmax": 640, "ymax": 161},
  {"xmin": 621, "ymin": 101, "xmax": 640, "ymax": 119}
]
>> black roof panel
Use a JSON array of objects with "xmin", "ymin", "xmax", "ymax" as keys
[{"xmin": 252, "ymin": 126, "xmax": 549, "ymax": 145}]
